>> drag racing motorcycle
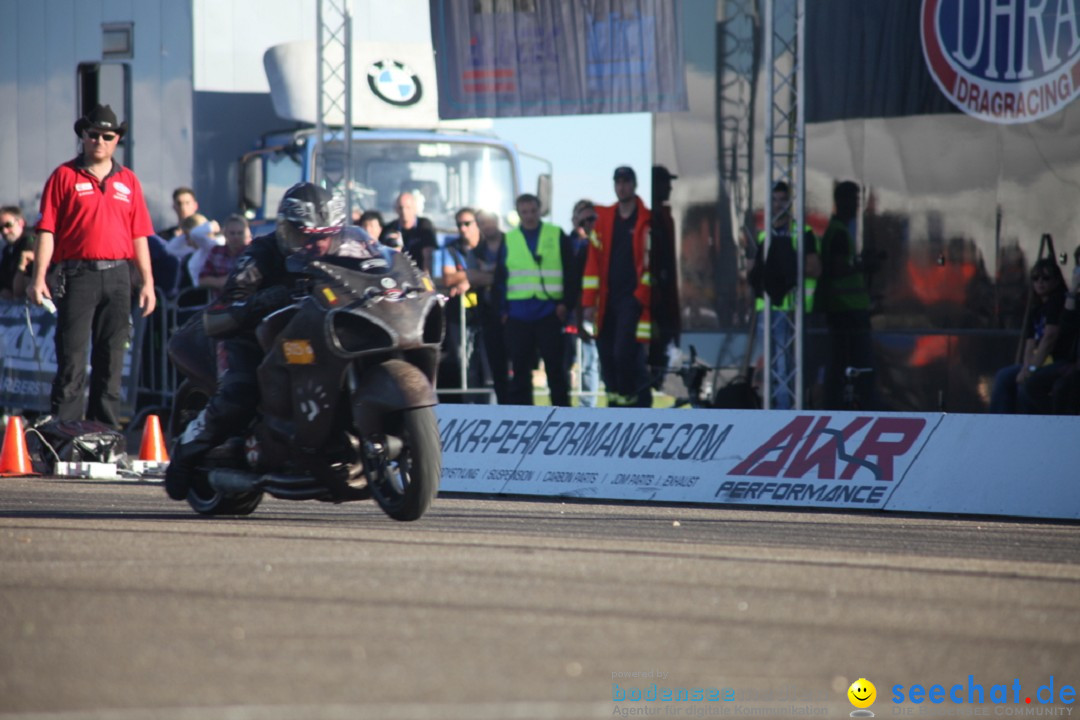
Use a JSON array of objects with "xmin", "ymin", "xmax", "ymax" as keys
[{"xmin": 167, "ymin": 238, "xmax": 444, "ymax": 520}]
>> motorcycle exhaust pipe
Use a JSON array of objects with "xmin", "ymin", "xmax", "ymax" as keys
[
  {"xmin": 208, "ymin": 468, "xmax": 261, "ymax": 494},
  {"xmin": 207, "ymin": 469, "xmax": 354, "ymax": 502}
]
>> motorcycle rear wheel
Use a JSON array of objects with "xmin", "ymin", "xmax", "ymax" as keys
[
  {"xmin": 187, "ymin": 476, "xmax": 263, "ymax": 516},
  {"xmin": 169, "ymin": 380, "xmax": 263, "ymax": 517},
  {"xmin": 369, "ymin": 406, "xmax": 440, "ymax": 521}
]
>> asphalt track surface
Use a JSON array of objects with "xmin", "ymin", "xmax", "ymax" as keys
[{"xmin": 1, "ymin": 477, "xmax": 1078, "ymax": 720}]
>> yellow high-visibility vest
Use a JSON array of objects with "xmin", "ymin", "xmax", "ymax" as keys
[
  {"xmin": 505, "ymin": 223, "xmax": 564, "ymax": 301},
  {"xmin": 754, "ymin": 224, "xmax": 818, "ymax": 312}
]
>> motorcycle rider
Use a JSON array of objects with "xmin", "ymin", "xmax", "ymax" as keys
[{"xmin": 165, "ymin": 182, "xmax": 373, "ymax": 500}]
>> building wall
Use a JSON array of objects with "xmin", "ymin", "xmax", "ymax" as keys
[
  {"xmin": 0, "ymin": 0, "xmax": 193, "ymax": 229},
  {"xmin": 192, "ymin": 0, "xmax": 317, "ymax": 93}
]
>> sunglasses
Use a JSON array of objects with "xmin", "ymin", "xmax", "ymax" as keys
[
  {"xmin": 1031, "ymin": 274, "xmax": 1054, "ymax": 282},
  {"xmin": 1, "ymin": 221, "xmax": 16, "ymax": 229},
  {"xmin": 582, "ymin": 215, "xmax": 598, "ymax": 223},
  {"xmin": 456, "ymin": 219, "xmax": 475, "ymax": 228},
  {"xmin": 85, "ymin": 131, "xmax": 118, "ymax": 142}
]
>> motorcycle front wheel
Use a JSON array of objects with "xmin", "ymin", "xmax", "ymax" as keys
[{"xmin": 368, "ymin": 406, "xmax": 441, "ymax": 521}]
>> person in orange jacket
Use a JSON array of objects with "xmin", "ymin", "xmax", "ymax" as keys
[{"xmin": 581, "ymin": 166, "xmax": 653, "ymax": 408}]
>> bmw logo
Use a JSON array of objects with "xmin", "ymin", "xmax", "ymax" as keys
[{"xmin": 368, "ymin": 59, "xmax": 422, "ymax": 107}]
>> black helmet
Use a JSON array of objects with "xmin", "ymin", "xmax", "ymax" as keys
[{"xmin": 275, "ymin": 182, "xmax": 346, "ymax": 255}]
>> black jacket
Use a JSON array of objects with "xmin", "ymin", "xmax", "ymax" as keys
[{"xmin": 203, "ymin": 233, "xmax": 294, "ymax": 338}]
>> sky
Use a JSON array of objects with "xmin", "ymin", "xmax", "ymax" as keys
[{"xmin": 492, "ymin": 113, "xmax": 653, "ymax": 230}]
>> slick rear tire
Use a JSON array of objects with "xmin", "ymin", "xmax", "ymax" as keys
[
  {"xmin": 370, "ymin": 407, "xmax": 441, "ymax": 521},
  {"xmin": 186, "ymin": 481, "xmax": 263, "ymax": 516},
  {"xmin": 170, "ymin": 381, "xmax": 263, "ymax": 517}
]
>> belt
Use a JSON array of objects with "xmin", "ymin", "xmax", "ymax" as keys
[{"xmin": 61, "ymin": 259, "xmax": 128, "ymax": 271}]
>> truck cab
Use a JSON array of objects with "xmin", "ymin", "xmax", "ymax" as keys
[{"xmin": 238, "ymin": 127, "xmax": 551, "ymax": 237}]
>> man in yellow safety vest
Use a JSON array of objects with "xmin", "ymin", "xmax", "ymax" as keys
[{"xmin": 495, "ymin": 194, "xmax": 575, "ymax": 406}]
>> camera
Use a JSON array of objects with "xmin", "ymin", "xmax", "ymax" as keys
[{"xmin": 381, "ymin": 231, "xmax": 403, "ymax": 250}]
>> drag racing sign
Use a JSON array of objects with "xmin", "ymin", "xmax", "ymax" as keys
[{"xmin": 921, "ymin": 0, "xmax": 1080, "ymax": 123}]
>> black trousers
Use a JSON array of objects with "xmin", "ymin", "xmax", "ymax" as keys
[
  {"xmin": 597, "ymin": 295, "xmax": 651, "ymax": 407},
  {"xmin": 505, "ymin": 312, "xmax": 569, "ymax": 406},
  {"xmin": 1018, "ymin": 361, "xmax": 1070, "ymax": 414},
  {"xmin": 824, "ymin": 309, "xmax": 874, "ymax": 410},
  {"xmin": 51, "ymin": 264, "xmax": 131, "ymax": 427},
  {"xmin": 479, "ymin": 310, "xmax": 509, "ymax": 404},
  {"xmin": 1052, "ymin": 367, "xmax": 1080, "ymax": 414},
  {"xmin": 181, "ymin": 334, "xmax": 262, "ymax": 448},
  {"xmin": 437, "ymin": 320, "xmax": 487, "ymax": 403}
]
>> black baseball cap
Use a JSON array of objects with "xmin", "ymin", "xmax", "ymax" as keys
[
  {"xmin": 653, "ymin": 165, "xmax": 678, "ymax": 183},
  {"xmin": 613, "ymin": 166, "xmax": 637, "ymax": 183}
]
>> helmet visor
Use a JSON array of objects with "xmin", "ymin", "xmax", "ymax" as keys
[{"xmin": 298, "ymin": 225, "xmax": 344, "ymax": 257}]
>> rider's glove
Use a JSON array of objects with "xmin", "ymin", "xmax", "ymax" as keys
[{"xmin": 249, "ymin": 284, "xmax": 294, "ymax": 316}]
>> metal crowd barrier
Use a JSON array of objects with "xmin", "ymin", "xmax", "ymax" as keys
[
  {"xmin": 135, "ymin": 281, "xmax": 601, "ymax": 413},
  {"xmin": 134, "ymin": 286, "xmax": 213, "ymax": 414},
  {"xmin": 435, "ymin": 296, "xmax": 496, "ymax": 402},
  {"xmin": 435, "ymin": 295, "xmax": 603, "ymax": 405}
]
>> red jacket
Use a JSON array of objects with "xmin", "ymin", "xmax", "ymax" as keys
[{"xmin": 581, "ymin": 195, "xmax": 652, "ymax": 341}]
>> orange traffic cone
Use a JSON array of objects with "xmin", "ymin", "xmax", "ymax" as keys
[
  {"xmin": 138, "ymin": 414, "xmax": 170, "ymax": 462},
  {"xmin": 0, "ymin": 416, "xmax": 36, "ymax": 476}
]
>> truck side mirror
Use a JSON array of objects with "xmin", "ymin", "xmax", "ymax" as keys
[
  {"xmin": 537, "ymin": 173, "xmax": 552, "ymax": 217},
  {"xmin": 240, "ymin": 153, "xmax": 264, "ymax": 212}
]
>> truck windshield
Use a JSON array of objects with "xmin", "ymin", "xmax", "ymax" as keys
[{"xmin": 314, "ymin": 139, "xmax": 517, "ymax": 233}]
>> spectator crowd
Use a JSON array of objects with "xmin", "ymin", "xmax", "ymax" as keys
[{"xmin": 3, "ymin": 106, "xmax": 1080, "ymax": 427}]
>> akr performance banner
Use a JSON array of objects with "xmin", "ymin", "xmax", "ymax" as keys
[
  {"xmin": 437, "ymin": 405, "xmax": 937, "ymax": 510},
  {"xmin": 430, "ymin": 0, "xmax": 688, "ymax": 118}
]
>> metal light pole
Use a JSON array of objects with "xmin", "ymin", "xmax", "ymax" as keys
[
  {"xmin": 763, "ymin": 0, "xmax": 806, "ymax": 409},
  {"xmin": 316, "ymin": 0, "xmax": 354, "ymax": 223}
]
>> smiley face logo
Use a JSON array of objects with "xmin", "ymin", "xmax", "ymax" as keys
[{"xmin": 848, "ymin": 678, "xmax": 876, "ymax": 709}]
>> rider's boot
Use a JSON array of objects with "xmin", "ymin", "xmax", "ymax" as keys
[{"xmin": 164, "ymin": 408, "xmax": 217, "ymax": 501}]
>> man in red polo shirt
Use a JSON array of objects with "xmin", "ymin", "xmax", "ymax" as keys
[{"xmin": 27, "ymin": 104, "xmax": 156, "ymax": 428}]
